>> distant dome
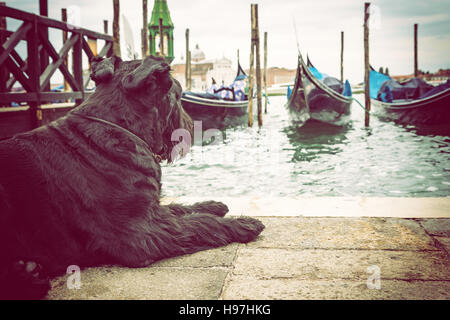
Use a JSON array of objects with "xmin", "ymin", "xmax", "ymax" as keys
[{"xmin": 191, "ymin": 44, "xmax": 206, "ymax": 62}]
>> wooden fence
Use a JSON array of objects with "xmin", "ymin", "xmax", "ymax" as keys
[{"xmin": 0, "ymin": 5, "xmax": 113, "ymax": 138}]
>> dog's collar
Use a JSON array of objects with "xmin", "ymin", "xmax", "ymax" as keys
[{"xmin": 71, "ymin": 113, "xmax": 163, "ymax": 163}]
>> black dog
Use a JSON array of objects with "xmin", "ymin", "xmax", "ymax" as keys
[{"xmin": 0, "ymin": 55, "xmax": 264, "ymax": 299}]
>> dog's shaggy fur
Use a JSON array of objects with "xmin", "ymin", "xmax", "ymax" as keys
[{"xmin": 0, "ymin": 55, "xmax": 264, "ymax": 299}]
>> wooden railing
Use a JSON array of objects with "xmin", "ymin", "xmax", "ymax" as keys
[{"xmin": 0, "ymin": 5, "xmax": 113, "ymax": 138}]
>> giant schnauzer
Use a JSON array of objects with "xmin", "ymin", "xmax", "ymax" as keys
[{"xmin": 0, "ymin": 55, "xmax": 264, "ymax": 299}]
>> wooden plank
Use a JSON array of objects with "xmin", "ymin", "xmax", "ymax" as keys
[
  {"xmin": 39, "ymin": 0, "xmax": 49, "ymax": 92},
  {"xmin": 2, "ymin": 53, "xmax": 32, "ymax": 92},
  {"xmin": 0, "ymin": 6, "xmax": 113, "ymax": 42},
  {"xmin": 72, "ymin": 32, "xmax": 83, "ymax": 104},
  {"xmin": 0, "ymin": 21, "xmax": 32, "ymax": 66},
  {"xmin": 82, "ymin": 37, "xmax": 95, "ymax": 61},
  {"xmin": 61, "ymin": 8, "xmax": 69, "ymax": 93},
  {"xmin": 0, "ymin": 91, "xmax": 83, "ymax": 103},
  {"xmin": 6, "ymin": 49, "xmax": 28, "ymax": 90},
  {"xmin": 0, "ymin": 1, "xmax": 7, "ymax": 99},
  {"xmin": 0, "ymin": 107, "xmax": 33, "ymax": 139}
]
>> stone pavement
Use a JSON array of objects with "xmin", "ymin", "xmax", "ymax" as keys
[{"xmin": 47, "ymin": 197, "xmax": 450, "ymax": 300}]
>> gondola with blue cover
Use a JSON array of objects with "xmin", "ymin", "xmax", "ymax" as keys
[
  {"xmin": 286, "ymin": 50, "xmax": 353, "ymax": 127},
  {"xmin": 369, "ymin": 67, "xmax": 450, "ymax": 126},
  {"xmin": 181, "ymin": 62, "xmax": 249, "ymax": 129}
]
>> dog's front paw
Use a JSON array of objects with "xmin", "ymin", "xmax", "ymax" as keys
[
  {"xmin": 191, "ymin": 201, "xmax": 229, "ymax": 217},
  {"xmin": 230, "ymin": 217, "xmax": 265, "ymax": 243},
  {"xmin": 6, "ymin": 260, "xmax": 51, "ymax": 299}
]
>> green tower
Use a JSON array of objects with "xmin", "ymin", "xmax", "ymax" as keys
[{"xmin": 148, "ymin": 0, "xmax": 174, "ymax": 63}]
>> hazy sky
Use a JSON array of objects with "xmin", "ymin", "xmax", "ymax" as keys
[{"xmin": 6, "ymin": 0, "xmax": 450, "ymax": 83}]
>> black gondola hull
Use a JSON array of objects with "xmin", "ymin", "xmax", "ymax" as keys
[
  {"xmin": 286, "ymin": 53, "xmax": 352, "ymax": 127},
  {"xmin": 181, "ymin": 94, "xmax": 248, "ymax": 129},
  {"xmin": 371, "ymin": 89, "xmax": 450, "ymax": 126}
]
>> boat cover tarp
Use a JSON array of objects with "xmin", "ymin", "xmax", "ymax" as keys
[
  {"xmin": 420, "ymin": 79, "xmax": 450, "ymax": 99},
  {"xmin": 378, "ymin": 78, "xmax": 433, "ymax": 102},
  {"xmin": 370, "ymin": 68, "xmax": 448, "ymax": 102},
  {"xmin": 308, "ymin": 66, "xmax": 352, "ymax": 97},
  {"xmin": 369, "ymin": 70, "xmax": 391, "ymax": 99}
]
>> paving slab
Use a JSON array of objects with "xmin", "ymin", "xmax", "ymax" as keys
[
  {"xmin": 231, "ymin": 248, "xmax": 450, "ymax": 281},
  {"xmin": 246, "ymin": 217, "xmax": 437, "ymax": 250},
  {"xmin": 45, "ymin": 202, "xmax": 450, "ymax": 300},
  {"xmin": 48, "ymin": 266, "xmax": 229, "ymax": 300},
  {"xmin": 221, "ymin": 277, "xmax": 450, "ymax": 300},
  {"xmin": 152, "ymin": 243, "xmax": 239, "ymax": 268}
]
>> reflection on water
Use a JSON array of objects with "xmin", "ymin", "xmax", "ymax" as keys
[
  {"xmin": 284, "ymin": 120, "xmax": 350, "ymax": 162},
  {"xmin": 162, "ymin": 95, "xmax": 450, "ymax": 198}
]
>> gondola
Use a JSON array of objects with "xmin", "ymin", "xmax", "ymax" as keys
[
  {"xmin": 181, "ymin": 62, "xmax": 249, "ymax": 129},
  {"xmin": 369, "ymin": 67, "xmax": 450, "ymax": 126},
  {"xmin": 286, "ymin": 51, "xmax": 353, "ymax": 127}
]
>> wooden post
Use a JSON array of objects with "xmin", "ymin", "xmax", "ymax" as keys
[
  {"xmin": 248, "ymin": 45, "xmax": 254, "ymax": 127},
  {"xmin": 185, "ymin": 28, "xmax": 191, "ymax": 90},
  {"xmin": 27, "ymin": 18, "xmax": 40, "ymax": 128},
  {"xmin": 254, "ymin": 4, "xmax": 262, "ymax": 127},
  {"xmin": 263, "ymin": 31, "xmax": 267, "ymax": 114},
  {"xmin": 61, "ymin": 8, "xmax": 69, "ymax": 93},
  {"xmin": 159, "ymin": 18, "xmax": 164, "ymax": 56},
  {"xmin": 142, "ymin": 0, "xmax": 148, "ymax": 58},
  {"xmin": 0, "ymin": 2, "xmax": 8, "ymax": 100},
  {"xmin": 364, "ymin": 2, "xmax": 371, "ymax": 127},
  {"xmin": 414, "ymin": 23, "xmax": 418, "ymax": 77},
  {"xmin": 112, "ymin": 0, "xmax": 121, "ymax": 57},
  {"xmin": 39, "ymin": 0, "xmax": 50, "ymax": 92},
  {"xmin": 103, "ymin": 20, "xmax": 108, "ymax": 34},
  {"xmin": 340, "ymin": 31, "xmax": 344, "ymax": 82},
  {"xmin": 248, "ymin": 5, "xmax": 255, "ymax": 127},
  {"xmin": 73, "ymin": 34, "xmax": 83, "ymax": 105}
]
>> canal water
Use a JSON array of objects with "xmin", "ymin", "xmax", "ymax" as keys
[{"xmin": 161, "ymin": 94, "xmax": 450, "ymax": 198}]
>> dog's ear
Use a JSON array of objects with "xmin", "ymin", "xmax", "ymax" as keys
[
  {"xmin": 90, "ymin": 56, "xmax": 122, "ymax": 84},
  {"xmin": 121, "ymin": 56, "xmax": 172, "ymax": 92}
]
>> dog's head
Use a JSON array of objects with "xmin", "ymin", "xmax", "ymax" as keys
[{"xmin": 88, "ymin": 55, "xmax": 193, "ymax": 162}]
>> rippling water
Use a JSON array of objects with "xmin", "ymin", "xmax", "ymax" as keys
[{"xmin": 161, "ymin": 94, "xmax": 450, "ymax": 198}]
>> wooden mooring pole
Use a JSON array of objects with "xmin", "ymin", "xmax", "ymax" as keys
[
  {"xmin": 112, "ymin": 0, "xmax": 121, "ymax": 57},
  {"xmin": 364, "ymin": 2, "xmax": 371, "ymax": 127},
  {"xmin": 264, "ymin": 31, "xmax": 268, "ymax": 114},
  {"xmin": 340, "ymin": 31, "xmax": 344, "ymax": 82},
  {"xmin": 248, "ymin": 3, "xmax": 262, "ymax": 127},
  {"xmin": 248, "ymin": 6, "xmax": 255, "ymax": 127},
  {"xmin": 142, "ymin": 0, "xmax": 148, "ymax": 58},
  {"xmin": 414, "ymin": 23, "xmax": 418, "ymax": 77},
  {"xmin": 103, "ymin": 20, "xmax": 109, "ymax": 34},
  {"xmin": 254, "ymin": 5, "xmax": 262, "ymax": 127},
  {"xmin": 185, "ymin": 28, "xmax": 191, "ymax": 90}
]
